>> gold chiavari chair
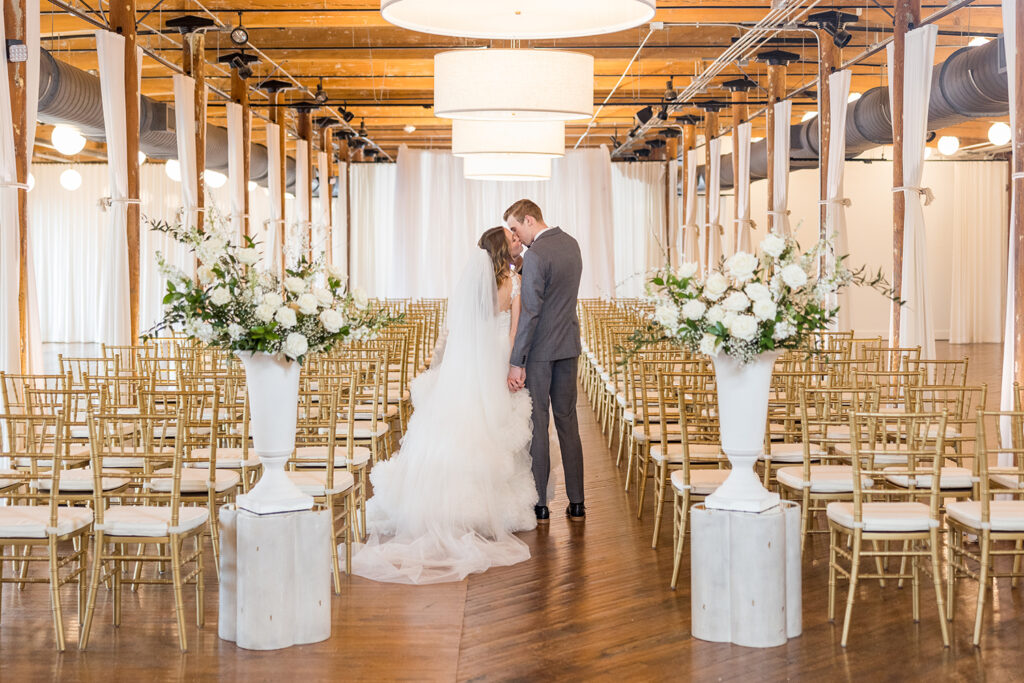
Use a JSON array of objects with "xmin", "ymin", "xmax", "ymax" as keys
[
  {"xmin": 181, "ymin": 371, "xmax": 260, "ymax": 492},
  {"xmin": 946, "ymin": 409, "xmax": 1024, "ymax": 647},
  {"xmin": 1, "ymin": 372, "xmax": 66, "ymax": 413},
  {"xmin": 827, "ymin": 410, "xmax": 950, "ymax": 648},
  {"xmin": 23, "ymin": 385, "xmax": 96, "ymax": 464},
  {"xmin": 58, "ymin": 355, "xmax": 119, "ymax": 389},
  {"xmin": 863, "ymin": 345, "xmax": 921, "ymax": 373},
  {"xmin": 853, "ymin": 368, "xmax": 925, "ymax": 414},
  {"xmin": 79, "ymin": 410, "xmax": 206, "ymax": 652},
  {"xmin": 762, "ymin": 366, "xmax": 819, "ymax": 488},
  {"xmin": 321, "ymin": 351, "xmax": 391, "ymax": 463},
  {"xmin": 905, "ymin": 357, "xmax": 969, "ymax": 388},
  {"xmin": 101, "ymin": 344, "xmax": 148, "ymax": 375},
  {"xmin": 0, "ymin": 413, "xmax": 92, "ymax": 651}
]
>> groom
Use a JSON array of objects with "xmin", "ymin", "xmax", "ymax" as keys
[{"xmin": 505, "ymin": 199, "xmax": 586, "ymax": 524}]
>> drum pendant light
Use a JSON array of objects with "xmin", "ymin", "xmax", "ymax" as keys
[
  {"xmin": 381, "ymin": 0, "xmax": 655, "ymax": 39},
  {"xmin": 463, "ymin": 154, "xmax": 552, "ymax": 182},
  {"xmin": 452, "ymin": 120, "xmax": 565, "ymax": 158}
]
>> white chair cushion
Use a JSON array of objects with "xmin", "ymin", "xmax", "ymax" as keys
[
  {"xmin": 285, "ymin": 470, "xmax": 355, "ymax": 497},
  {"xmin": 632, "ymin": 424, "xmax": 682, "ymax": 444},
  {"xmin": 777, "ymin": 465, "xmax": 872, "ymax": 494},
  {"xmin": 764, "ymin": 442, "xmax": 824, "ymax": 464},
  {"xmin": 294, "ymin": 445, "xmax": 371, "ymax": 468},
  {"xmin": 0, "ymin": 469, "xmax": 22, "ymax": 490},
  {"xmin": 650, "ymin": 443, "xmax": 723, "ymax": 464},
  {"xmin": 36, "ymin": 468, "xmax": 131, "ymax": 493},
  {"xmin": 990, "ymin": 471, "xmax": 1024, "ymax": 490},
  {"xmin": 884, "ymin": 466, "xmax": 973, "ymax": 489},
  {"xmin": 0, "ymin": 506, "xmax": 93, "ymax": 538},
  {"xmin": 946, "ymin": 500, "xmax": 1024, "ymax": 532},
  {"xmin": 671, "ymin": 468, "xmax": 729, "ymax": 496},
  {"xmin": 188, "ymin": 447, "xmax": 260, "ymax": 469},
  {"xmin": 150, "ymin": 468, "xmax": 241, "ymax": 493},
  {"xmin": 826, "ymin": 501, "xmax": 938, "ymax": 532},
  {"xmin": 832, "ymin": 443, "xmax": 910, "ymax": 465},
  {"xmin": 337, "ymin": 421, "xmax": 389, "ymax": 439},
  {"xmin": 96, "ymin": 505, "xmax": 208, "ymax": 536},
  {"xmin": 354, "ymin": 404, "xmax": 399, "ymax": 421}
]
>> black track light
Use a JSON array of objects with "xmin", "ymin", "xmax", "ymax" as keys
[
  {"xmin": 635, "ymin": 106, "xmax": 654, "ymax": 126},
  {"xmin": 230, "ymin": 12, "xmax": 249, "ymax": 45},
  {"xmin": 339, "ymin": 106, "xmax": 355, "ymax": 123},
  {"xmin": 358, "ymin": 119, "xmax": 367, "ymax": 137},
  {"xmin": 314, "ymin": 78, "xmax": 329, "ymax": 105},
  {"xmin": 664, "ymin": 77, "xmax": 678, "ymax": 102}
]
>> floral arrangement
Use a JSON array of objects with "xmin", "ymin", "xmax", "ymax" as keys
[
  {"xmin": 634, "ymin": 233, "xmax": 898, "ymax": 363},
  {"xmin": 144, "ymin": 213, "xmax": 399, "ymax": 362}
]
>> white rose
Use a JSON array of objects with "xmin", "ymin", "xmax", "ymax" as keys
[
  {"xmin": 275, "ymin": 306, "xmax": 297, "ymax": 328},
  {"xmin": 262, "ymin": 292, "xmax": 284, "ymax": 308},
  {"xmin": 326, "ymin": 263, "xmax": 345, "ymax": 281},
  {"xmin": 313, "ymin": 286, "xmax": 333, "ymax": 307},
  {"xmin": 703, "ymin": 272, "xmax": 729, "ymax": 301},
  {"xmin": 227, "ymin": 323, "xmax": 245, "ymax": 341},
  {"xmin": 677, "ymin": 261, "xmax": 699, "ymax": 279},
  {"xmin": 654, "ymin": 303, "xmax": 679, "ymax": 331},
  {"xmin": 699, "ymin": 333, "xmax": 720, "ymax": 357},
  {"xmin": 721, "ymin": 291, "xmax": 750, "ymax": 312},
  {"xmin": 255, "ymin": 303, "xmax": 275, "ymax": 323},
  {"xmin": 209, "ymin": 286, "xmax": 231, "ymax": 306},
  {"xmin": 760, "ymin": 233, "xmax": 786, "ymax": 258},
  {"xmin": 725, "ymin": 251, "xmax": 758, "ymax": 282},
  {"xmin": 780, "ymin": 264, "xmax": 809, "ymax": 289},
  {"xmin": 320, "ymin": 308, "xmax": 344, "ymax": 333},
  {"xmin": 352, "ymin": 288, "xmax": 369, "ymax": 310},
  {"xmin": 296, "ymin": 293, "xmax": 319, "ymax": 315},
  {"xmin": 752, "ymin": 299, "xmax": 778, "ymax": 321},
  {"xmin": 236, "ymin": 247, "xmax": 259, "ymax": 265},
  {"xmin": 745, "ymin": 282, "xmax": 771, "ymax": 302},
  {"xmin": 728, "ymin": 314, "xmax": 759, "ymax": 341},
  {"xmin": 773, "ymin": 321, "xmax": 796, "ymax": 340},
  {"xmin": 282, "ymin": 332, "xmax": 308, "ymax": 359},
  {"xmin": 681, "ymin": 299, "xmax": 706, "ymax": 321},
  {"xmin": 283, "ymin": 276, "xmax": 306, "ymax": 294},
  {"xmin": 197, "ymin": 264, "xmax": 215, "ymax": 285},
  {"xmin": 706, "ymin": 305, "xmax": 725, "ymax": 325}
]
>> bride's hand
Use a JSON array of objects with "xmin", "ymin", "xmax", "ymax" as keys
[{"xmin": 507, "ymin": 366, "xmax": 526, "ymax": 392}]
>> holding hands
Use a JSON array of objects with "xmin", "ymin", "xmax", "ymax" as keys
[{"xmin": 507, "ymin": 366, "xmax": 526, "ymax": 393}]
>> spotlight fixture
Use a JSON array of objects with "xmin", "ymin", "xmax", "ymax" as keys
[
  {"xmin": 634, "ymin": 148, "xmax": 651, "ymax": 158},
  {"xmin": 339, "ymin": 107, "xmax": 355, "ymax": 124},
  {"xmin": 6, "ymin": 39, "xmax": 27, "ymax": 63},
  {"xmin": 230, "ymin": 12, "xmax": 249, "ymax": 45},
  {"xmin": 663, "ymin": 77, "xmax": 678, "ymax": 102},
  {"xmin": 657, "ymin": 105, "xmax": 669, "ymax": 121},
  {"xmin": 628, "ymin": 125, "xmax": 639, "ymax": 138},
  {"xmin": 925, "ymin": 131, "xmax": 936, "ymax": 143},
  {"xmin": 635, "ymin": 106, "xmax": 654, "ymax": 126},
  {"xmin": 314, "ymin": 78, "xmax": 329, "ymax": 105},
  {"xmin": 218, "ymin": 51, "xmax": 258, "ymax": 80},
  {"xmin": 358, "ymin": 119, "xmax": 367, "ymax": 137}
]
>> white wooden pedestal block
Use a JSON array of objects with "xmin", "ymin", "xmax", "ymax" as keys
[
  {"xmin": 218, "ymin": 505, "xmax": 332, "ymax": 650},
  {"xmin": 690, "ymin": 501, "xmax": 801, "ymax": 648}
]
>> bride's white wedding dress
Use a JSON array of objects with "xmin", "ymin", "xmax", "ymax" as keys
[{"xmin": 350, "ymin": 251, "xmax": 539, "ymax": 584}]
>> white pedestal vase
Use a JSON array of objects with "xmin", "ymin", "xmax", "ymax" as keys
[
  {"xmin": 235, "ymin": 351, "xmax": 313, "ymax": 515},
  {"xmin": 704, "ymin": 351, "xmax": 781, "ymax": 513}
]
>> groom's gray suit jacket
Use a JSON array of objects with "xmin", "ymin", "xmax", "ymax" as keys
[{"xmin": 510, "ymin": 227, "xmax": 583, "ymax": 367}]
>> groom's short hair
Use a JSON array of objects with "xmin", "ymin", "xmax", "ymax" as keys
[{"xmin": 503, "ymin": 199, "xmax": 543, "ymax": 224}]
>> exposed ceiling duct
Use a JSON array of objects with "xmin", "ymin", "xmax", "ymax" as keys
[{"xmin": 698, "ymin": 35, "xmax": 1009, "ymax": 189}]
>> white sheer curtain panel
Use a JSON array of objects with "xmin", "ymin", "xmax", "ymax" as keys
[
  {"xmin": 173, "ymin": 74, "xmax": 199, "ymax": 232},
  {"xmin": 1000, "ymin": 0, "xmax": 1020, "ymax": 457},
  {"xmin": 264, "ymin": 121, "xmax": 283, "ymax": 275},
  {"xmin": 705, "ymin": 137, "xmax": 723, "ymax": 271},
  {"xmin": 350, "ymin": 162, "xmax": 397, "ymax": 295},
  {"xmin": 95, "ymin": 30, "xmax": 132, "ymax": 346},
  {"xmin": 315, "ymin": 151, "xmax": 330, "ymax": 261},
  {"xmin": 770, "ymin": 99, "xmax": 792, "ymax": 236},
  {"xmin": 887, "ymin": 24, "xmax": 938, "ymax": 359},
  {"xmin": 682, "ymin": 149, "xmax": 699, "ymax": 263},
  {"xmin": 331, "ymin": 162, "xmax": 348, "ymax": 277},
  {"xmin": 611, "ymin": 162, "xmax": 665, "ymax": 296},
  {"xmin": 226, "ymin": 101, "xmax": 245, "ymax": 241},
  {"xmin": 667, "ymin": 157, "xmax": 680, "ymax": 268},
  {"xmin": 734, "ymin": 121, "xmax": 753, "ymax": 254},
  {"xmin": 296, "ymin": 140, "xmax": 310, "ymax": 226},
  {"xmin": 824, "ymin": 69, "xmax": 853, "ymax": 329}
]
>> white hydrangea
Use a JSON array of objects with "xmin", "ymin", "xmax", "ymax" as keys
[
  {"xmin": 752, "ymin": 299, "xmax": 778, "ymax": 321},
  {"xmin": 282, "ymin": 332, "xmax": 309, "ymax": 359},
  {"xmin": 677, "ymin": 261, "xmax": 699, "ymax": 279},
  {"xmin": 320, "ymin": 308, "xmax": 344, "ymax": 333},
  {"xmin": 197, "ymin": 236, "xmax": 226, "ymax": 266},
  {"xmin": 725, "ymin": 251, "xmax": 758, "ymax": 282},
  {"xmin": 773, "ymin": 321, "xmax": 797, "ymax": 340},
  {"xmin": 352, "ymin": 288, "xmax": 369, "ymax": 310},
  {"xmin": 209, "ymin": 286, "xmax": 231, "ymax": 306},
  {"xmin": 654, "ymin": 302, "xmax": 679, "ymax": 331},
  {"xmin": 236, "ymin": 247, "xmax": 260, "ymax": 266},
  {"xmin": 283, "ymin": 276, "xmax": 306, "ymax": 294},
  {"xmin": 274, "ymin": 306, "xmax": 297, "ymax": 328},
  {"xmin": 187, "ymin": 320, "xmax": 214, "ymax": 343},
  {"xmin": 728, "ymin": 314, "xmax": 759, "ymax": 341},
  {"xmin": 745, "ymin": 282, "xmax": 771, "ymax": 302},
  {"xmin": 254, "ymin": 303, "xmax": 275, "ymax": 323},
  {"xmin": 262, "ymin": 292, "xmax": 284, "ymax": 308},
  {"xmin": 699, "ymin": 333, "xmax": 720, "ymax": 357},
  {"xmin": 721, "ymin": 291, "xmax": 750, "ymax": 312},
  {"xmin": 681, "ymin": 299, "xmax": 706, "ymax": 321},
  {"xmin": 197, "ymin": 264, "xmax": 216, "ymax": 285},
  {"xmin": 760, "ymin": 233, "xmax": 786, "ymax": 258},
  {"xmin": 780, "ymin": 264, "xmax": 808, "ymax": 289},
  {"xmin": 296, "ymin": 293, "xmax": 319, "ymax": 315},
  {"xmin": 703, "ymin": 272, "xmax": 729, "ymax": 301},
  {"xmin": 313, "ymin": 286, "xmax": 333, "ymax": 307},
  {"xmin": 227, "ymin": 323, "xmax": 245, "ymax": 341}
]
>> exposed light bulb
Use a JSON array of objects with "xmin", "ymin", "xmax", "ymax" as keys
[
  {"xmin": 204, "ymin": 169, "xmax": 228, "ymax": 188},
  {"xmin": 51, "ymin": 124, "xmax": 87, "ymax": 156},
  {"xmin": 59, "ymin": 168, "xmax": 83, "ymax": 191},
  {"xmin": 988, "ymin": 121, "xmax": 1011, "ymax": 146},
  {"xmin": 848, "ymin": 92, "xmax": 862, "ymax": 103},
  {"xmin": 165, "ymin": 159, "xmax": 182, "ymax": 182},
  {"xmin": 937, "ymin": 135, "xmax": 960, "ymax": 156}
]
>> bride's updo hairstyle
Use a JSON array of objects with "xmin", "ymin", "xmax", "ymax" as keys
[{"xmin": 478, "ymin": 226, "xmax": 513, "ymax": 287}]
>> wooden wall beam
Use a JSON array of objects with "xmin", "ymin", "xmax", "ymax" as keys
[
  {"xmin": 1014, "ymin": 5, "xmax": 1024, "ymax": 384},
  {"xmin": 183, "ymin": 31, "xmax": 207, "ymax": 223}
]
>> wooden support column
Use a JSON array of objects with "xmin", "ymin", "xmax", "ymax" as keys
[
  {"xmin": 665, "ymin": 134, "xmax": 679, "ymax": 265},
  {"xmin": 5, "ymin": 0, "xmax": 28, "ymax": 370},
  {"xmin": 230, "ymin": 66, "xmax": 252, "ymax": 239},
  {"xmin": 703, "ymin": 109, "xmax": 719, "ymax": 265},
  {"xmin": 817, "ymin": 30, "xmax": 841, "ymax": 266},
  {"xmin": 679, "ymin": 117, "xmax": 697, "ymax": 263},
  {"xmin": 723, "ymin": 78, "xmax": 756, "ymax": 252},
  {"xmin": 272, "ymin": 94, "xmax": 286, "ymax": 275},
  {"xmin": 339, "ymin": 135, "xmax": 352, "ymax": 279},
  {"xmin": 183, "ymin": 31, "xmax": 207, "ymax": 223},
  {"xmin": 296, "ymin": 107, "xmax": 313, "ymax": 261},
  {"xmin": 1013, "ymin": 5, "xmax": 1024, "ymax": 384},
  {"xmin": 109, "ymin": 0, "xmax": 141, "ymax": 342},
  {"xmin": 890, "ymin": 0, "xmax": 921, "ymax": 345}
]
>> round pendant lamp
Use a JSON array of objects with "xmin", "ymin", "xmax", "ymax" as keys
[
  {"xmin": 452, "ymin": 120, "xmax": 565, "ymax": 158},
  {"xmin": 381, "ymin": 0, "xmax": 654, "ymax": 39},
  {"xmin": 51, "ymin": 124, "xmax": 87, "ymax": 156},
  {"xmin": 434, "ymin": 49, "xmax": 593, "ymax": 121},
  {"xmin": 463, "ymin": 154, "xmax": 551, "ymax": 182}
]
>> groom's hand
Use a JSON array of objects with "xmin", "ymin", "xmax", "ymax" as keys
[{"xmin": 508, "ymin": 366, "xmax": 526, "ymax": 392}]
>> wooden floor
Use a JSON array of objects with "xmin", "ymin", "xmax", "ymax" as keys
[{"xmin": 5, "ymin": 342, "xmax": 1024, "ymax": 680}]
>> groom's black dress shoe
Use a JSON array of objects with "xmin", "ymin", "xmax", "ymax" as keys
[
  {"xmin": 566, "ymin": 503, "xmax": 586, "ymax": 522},
  {"xmin": 535, "ymin": 505, "xmax": 550, "ymax": 523}
]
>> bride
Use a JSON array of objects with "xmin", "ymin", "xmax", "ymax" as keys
[{"xmin": 350, "ymin": 227, "xmax": 539, "ymax": 584}]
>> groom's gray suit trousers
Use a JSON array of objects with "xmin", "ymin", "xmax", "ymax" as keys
[{"xmin": 526, "ymin": 356, "xmax": 584, "ymax": 506}]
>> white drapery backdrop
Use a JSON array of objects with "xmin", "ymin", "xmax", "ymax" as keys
[
  {"xmin": 226, "ymin": 101, "xmax": 245, "ymax": 241},
  {"xmin": 296, "ymin": 140, "xmax": 310, "ymax": 227},
  {"xmin": 331, "ymin": 162, "xmax": 348, "ymax": 275},
  {"xmin": 734, "ymin": 121, "xmax": 753, "ymax": 254},
  {"xmin": 770, "ymin": 100, "xmax": 793, "ymax": 236},
  {"xmin": 375, "ymin": 146, "xmax": 615, "ymax": 299},
  {"xmin": 1000, "ymin": 0, "xmax": 1020, "ymax": 458},
  {"xmin": 172, "ymin": 74, "xmax": 199, "ymax": 233},
  {"xmin": 666, "ymin": 157, "xmax": 680, "ymax": 268},
  {"xmin": 263, "ymin": 122, "xmax": 283, "ymax": 275},
  {"xmin": 824, "ymin": 69, "xmax": 853, "ymax": 330},
  {"xmin": 611, "ymin": 161, "xmax": 665, "ymax": 296},
  {"xmin": 315, "ymin": 150, "xmax": 330, "ymax": 261},
  {"xmin": 682, "ymin": 148, "xmax": 700, "ymax": 263},
  {"xmin": 888, "ymin": 24, "xmax": 938, "ymax": 359},
  {"xmin": 705, "ymin": 137, "xmax": 723, "ymax": 272},
  {"xmin": 350, "ymin": 162, "xmax": 397, "ymax": 295}
]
